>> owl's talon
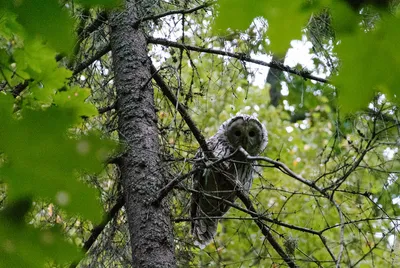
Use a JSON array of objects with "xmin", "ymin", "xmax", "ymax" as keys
[
  {"xmin": 202, "ymin": 160, "xmax": 213, "ymax": 177},
  {"xmin": 221, "ymin": 161, "xmax": 230, "ymax": 169},
  {"xmin": 235, "ymin": 179, "xmax": 244, "ymax": 191}
]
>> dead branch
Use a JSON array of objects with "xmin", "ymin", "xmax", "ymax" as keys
[
  {"xmin": 148, "ymin": 37, "xmax": 329, "ymax": 84},
  {"xmin": 152, "ymin": 66, "xmax": 297, "ymax": 267},
  {"xmin": 73, "ymin": 43, "xmax": 111, "ymax": 75},
  {"xmin": 151, "ymin": 64, "xmax": 211, "ymax": 156},
  {"xmin": 134, "ymin": 2, "xmax": 215, "ymax": 28}
]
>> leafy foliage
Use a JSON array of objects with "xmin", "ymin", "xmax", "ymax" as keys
[
  {"xmin": 0, "ymin": 0, "xmax": 118, "ymax": 266},
  {"xmin": 215, "ymin": 0, "xmax": 317, "ymax": 54},
  {"xmin": 0, "ymin": 199, "xmax": 81, "ymax": 268},
  {"xmin": 215, "ymin": 0, "xmax": 400, "ymax": 113},
  {"xmin": 76, "ymin": 0, "xmax": 122, "ymax": 8},
  {"xmin": 1, "ymin": 0, "xmax": 400, "ymax": 267},
  {"xmin": 333, "ymin": 12, "xmax": 400, "ymax": 113},
  {"xmin": 0, "ymin": 0, "xmax": 75, "ymax": 53},
  {"xmin": 0, "ymin": 94, "xmax": 115, "ymax": 221}
]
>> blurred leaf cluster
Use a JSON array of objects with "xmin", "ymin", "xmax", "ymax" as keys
[
  {"xmin": 214, "ymin": 0, "xmax": 400, "ymax": 113},
  {"xmin": 0, "ymin": 0, "xmax": 119, "ymax": 266},
  {"xmin": 1, "ymin": 0, "xmax": 400, "ymax": 267}
]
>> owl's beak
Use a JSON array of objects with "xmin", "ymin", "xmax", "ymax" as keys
[{"xmin": 241, "ymin": 135, "xmax": 248, "ymax": 151}]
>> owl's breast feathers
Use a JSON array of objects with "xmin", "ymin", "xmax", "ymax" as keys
[
  {"xmin": 191, "ymin": 114, "xmax": 267, "ymax": 246},
  {"xmin": 191, "ymin": 136, "xmax": 254, "ymax": 246}
]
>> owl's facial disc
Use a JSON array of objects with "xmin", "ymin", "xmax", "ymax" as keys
[
  {"xmin": 245, "ymin": 122, "xmax": 263, "ymax": 155},
  {"xmin": 226, "ymin": 118, "xmax": 263, "ymax": 155}
]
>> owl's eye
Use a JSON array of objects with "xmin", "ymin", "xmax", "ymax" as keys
[
  {"xmin": 234, "ymin": 130, "xmax": 241, "ymax": 137},
  {"xmin": 248, "ymin": 130, "xmax": 255, "ymax": 137}
]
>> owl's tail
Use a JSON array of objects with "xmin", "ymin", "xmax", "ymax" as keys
[{"xmin": 192, "ymin": 217, "xmax": 218, "ymax": 248}]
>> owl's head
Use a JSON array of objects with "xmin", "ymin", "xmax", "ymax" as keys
[{"xmin": 219, "ymin": 114, "xmax": 268, "ymax": 155}]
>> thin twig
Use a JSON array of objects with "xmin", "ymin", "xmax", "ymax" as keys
[
  {"xmin": 350, "ymin": 226, "xmax": 395, "ymax": 268},
  {"xmin": 184, "ymin": 186, "xmax": 322, "ymax": 235},
  {"xmin": 184, "ymin": 187, "xmax": 299, "ymax": 266},
  {"xmin": 326, "ymin": 129, "xmax": 378, "ymax": 195},
  {"xmin": 153, "ymin": 67, "xmax": 298, "ymax": 267},
  {"xmin": 239, "ymin": 148, "xmax": 326, "ymax": 195},
  {"xmin": 151, "ymin": 64, "xmax": 211, "ymax": 157},
  {"xmin": 319, "ymin": 216, "xmax": 398, "ymax": 233},
  {"xmin": 79, "ymin": 11, "xmax": 108, "ymax": 41},
  {"xmin": 69, "ymin": 196, "xmax": 125, "ymax": 268},
  {"xmin": 174, "ymin": 216, "xmax": 264, "ymax": 222},
  {"xmin": 319, "ymin": 235, "xmax": 337, "ymax": 264},
  {"xmin": 73, "ymin": 43, "xmax": 111, "ymax": 75},
  {"xmin": 134, "ymin": 2, "xmax": 215, "ymax": 28},
  {"xmin": 148, "ymin": 37, "xmax": 329, "ymax": 84},
  {"xmin": 239, "ymin": 147, "xmax": 341, "ymax": 264},
  {"xmin": 98, "ymin": 102, "xmax": 116, "ymax": 114},
  {"xmin": 153, "ymin": 148, "xmax": 239, "ymax": 205},
  {"xmin": 227, "ymin": 177, "xmax": 298, "ymax": 267},
  {"xmin": 331, "ymin": 199, "xmax": 344, "ymax": 267}
]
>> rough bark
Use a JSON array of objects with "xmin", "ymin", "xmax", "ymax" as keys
[{"xmin": 109, "ymin": 1, "xmax": 176, "ymax": 267}]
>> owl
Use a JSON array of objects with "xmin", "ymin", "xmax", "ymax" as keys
[{"xmin": 191, "ymin": 114, "xmax": 268, "ymax": 247}]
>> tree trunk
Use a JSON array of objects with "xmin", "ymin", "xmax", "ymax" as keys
[
  {"xmin": 267, "ymin": 54, "xmax": 285, "ymax": 107},
  {"xmin": 109, "ymin": 1, "xmax": 176, "ymax": 267}
]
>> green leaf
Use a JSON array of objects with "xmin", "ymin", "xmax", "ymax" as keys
[
  {"xmin": 261, "ymin": 1, "xmax": 312, "ymax": 54},
  {"xmin": 75, "ymin": 0, "xmax": 122, "ymax": 8},
  {"xmin": 214, "ymin": 0, "xmax": 317, "ymax": 54},
  {"xmin": 0, "ymin": 10, "xmax": 24, "ymax": 41},
  {"xmin": 333, "ymin": 13, "xmax": 400, "ymax": 113},
  {"xmin": 0, "ymin": 94, "xmax": 116, "ymax": 221},
  {"xmin": 0, "ymin": 49, "xmax": 25, "ymax": 87},
  {"xmin": 329, "ymin": 1, "xmax": 359, "ymax": 34},
  {"xmin": 13, "ymin": 40, "xmax": 72, "ymax": 83},
  {"xmin": 0, "ymin": 0, "xmax": 75, "ymax": 53},
  {"xmin": 13, "ymin": 40, "xmax": 72, "ymax": 104},
  {"xmin": 54, "ymin": 87, "xmax": 99, "ymax": 119},
  {"xmin": 0, "ymin": 199, "xmax": 81, "ymax": 268},
  {"xmin": 214, "ymin": 0, "xmax": 264, "ymax": 32}
]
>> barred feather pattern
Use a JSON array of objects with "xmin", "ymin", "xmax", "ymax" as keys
[{"xmin": 191, "ymin": 114, "xmax": 268, "ymax": 247}]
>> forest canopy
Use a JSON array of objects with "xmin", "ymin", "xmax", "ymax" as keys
[{"xmin": 0, "ymin": 0, "xmax": 399, "ymax": 267}]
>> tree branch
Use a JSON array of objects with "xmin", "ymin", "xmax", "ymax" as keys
[
  {"xmin": 326, "ymin": 131, "xmax": 377, "ymax": 195},
  {"xmin": 72, "ymin": 35, "xmax": 329, "ymax": 82},
  {"xmin": 82, "ymin": 196, "xmax": 124, "ymax": 251},
  {"xmin": 235, "ymin": 190, "xmax": 298, "ymax": 268},
  {"xmin": 79, "ymin": 11, "xmax": 108, "ymax": 41},
  {"xmin": 73, "ymin": 43, "xmax": 111, "ymax": 75},
  {"xmin": 148, "ymin": 37, "xmax": 329, "ymax": 84},
  {"xmin": 239, "ymin": 147, "xmax": 343, "ymax": 265},
  {"xmin": 98, "ymin": 102, "xmax": 116, "ymax": 114},
  {"xmin": 11, "ymin": 79, "xmax": 32, "ymax": 97},
  {"xmin": 239, "ymin": 148, "xmax": 327, "ymax": 195},
  {"xmin": 134, "ymin": 2, "xmax": 215, "ymax": 28},
  {"xmin": 72, "ymin": 3, "xmax": 211, "ymax": 75},
  {"xmin": 350, "ymin": 226, "xmax": 395, "ymax": 268},
  {"xmin": 183, "ymin": 186, "xmax": 300, "ymax": 266},
  {"xmin": 151, "ymin": 64, "xmax": 211, "ymax": 156},
  {"xmin": 69, "ymin": 196, "xmax": 125, "ymax": 268},
  {"xmin": 69, "ymin": 9, "xmax": 91, "ymax": 69},
  {"xmin": 153, "ymin": 148, "xmax": 240, "ymax": 205},
  {"xmin": 152, "ymin": 67, "xmax": 299, "ymax": 267}
]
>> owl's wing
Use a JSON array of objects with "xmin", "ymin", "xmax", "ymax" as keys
[
  {"xmin": 190, "ymin": 137, "xmax": 235, "ymax": 246},
  {"xmin": 190, "ymin": 162, "xmax": 219, "ymax": 246},
  {"xmin": 190, "ymin": 137, "xmax": 219, "ymax": 246}
]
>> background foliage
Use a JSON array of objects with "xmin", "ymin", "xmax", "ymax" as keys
[{"xmin": 0, "ymin": 0, "xmax": 399, "ymax": 267}]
